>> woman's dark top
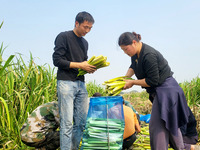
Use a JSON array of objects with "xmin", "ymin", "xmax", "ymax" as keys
[
  {"xmin": 130, "ymin": 43, "xmax": 190, "ymax": 136},
  {"xmin": 130, "ymin": 43, "xmax": 173, "ymax": 94},
  {"xmin": 52, "ymin": 31, "xmax": 88, "ymax": 82}
]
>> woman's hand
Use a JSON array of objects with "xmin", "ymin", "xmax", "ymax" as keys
[
  {"xmin": 123, "ymin": 79, "xmax": 134, "ymax": 90},
  {"xmin": 124, "ymin": 78, "xmax": 150, "ymax": 89}
]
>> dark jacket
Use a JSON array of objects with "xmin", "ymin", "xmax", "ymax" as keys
[{"xmin": 52, "ymin": 31, "xmax": 88, "ymax": 82}]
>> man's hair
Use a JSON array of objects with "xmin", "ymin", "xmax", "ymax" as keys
[
  {"xmin": 75, "ymin": 11, "xmax": 95, "ymax": 24},
  {"xmin": 92, "ymin": 92, "xmax": 101, "ymax": 97}
]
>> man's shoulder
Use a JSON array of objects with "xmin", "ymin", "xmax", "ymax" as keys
[
  {"xmin": 57, "ymin": 30, "xmax": 73, "ymax": 37},
  {"xmin": 81, "ymin": 37, "xmax": 88, "ymax": 43}
]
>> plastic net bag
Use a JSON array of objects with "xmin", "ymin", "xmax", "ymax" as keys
[{"xmin": 81, "ymin": 96, "xmax": 125, "ymax": 150}]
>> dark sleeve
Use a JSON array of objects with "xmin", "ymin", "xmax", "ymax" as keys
[
  {"xmin": 143, "ymin": 53, "xmax": 160, "ymax": 87},
  {"xmin": 130, "ymin": 64, "xmax": 133, "ymax": 69},
  {"xmin": 52, "ymin": 33, "xmax": 71, "ymax": 69}
]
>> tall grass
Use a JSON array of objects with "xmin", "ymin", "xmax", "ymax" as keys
[
  {"xmin": 180, "ymin": 76, "xmax": 200, "ymax": 137},
  {"xmin": 86, "ymin": 81, "xmax": 106, "ymax": 97},
  {"xmin": 0, "ymin": 21, "xmax": 57, "ymax": 148},
  {"xmin": 0, "ymin": 52, "xmax": 57, "ymax": 149},
  {"xmin": 180, "ymin": 77, "xmax": 200, "ymax": 108}
]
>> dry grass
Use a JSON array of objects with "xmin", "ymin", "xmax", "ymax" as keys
[{"xmin": 122, "ymin": 93, "xmax": 152, "ymax": 115}]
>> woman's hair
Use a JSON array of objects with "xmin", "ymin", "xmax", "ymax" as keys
[
  {"xmin": 75, "ymin": 11, "xmax": 95, "ymax": 24},
  {"xmin": 118, "ymin": 32, "xmax": 141, "ymax": 46}
]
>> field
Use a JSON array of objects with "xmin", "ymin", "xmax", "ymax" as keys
[{"xmin": 1, "ymin": 22, "xmax": 200, "ymax": 149}]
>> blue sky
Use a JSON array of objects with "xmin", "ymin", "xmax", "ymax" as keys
[{"xmin": 1, "ymin": 0, "xmax": 200, "ymax": 92}]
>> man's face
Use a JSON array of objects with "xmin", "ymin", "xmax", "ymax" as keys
[{"xmin": 75, "ymin": 20, "xmax": 93, "ymax": 37}]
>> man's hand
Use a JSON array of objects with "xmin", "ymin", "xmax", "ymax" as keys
[{"xmin": 80, "ymin": 61, "xmax": 96, "ymax": 73}]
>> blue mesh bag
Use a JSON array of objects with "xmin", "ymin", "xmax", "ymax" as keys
[{"xmin": 81, "ymin": 96, "xmax": 125, "ymax": 150}]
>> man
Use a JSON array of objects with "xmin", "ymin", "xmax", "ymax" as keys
[
  {"xmin": 122, "ymin": 100, "xmax": 141, "ymax": 150},
  {"xmin": 20, "ymin": 101, "xmax": 59, "ymax": 150},
  {"xmin": 52, "ymin": 11, "xmax": 96, "ymax": 150}
]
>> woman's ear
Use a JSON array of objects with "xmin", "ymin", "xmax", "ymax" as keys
[{"xmin": 132, "ymin": 40, "xmax": 137, "ymax": 44}]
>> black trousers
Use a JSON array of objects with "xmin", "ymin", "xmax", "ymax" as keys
[{"xmin": 122, "ymin": 132, "xmax": 137, "ymax": 149}]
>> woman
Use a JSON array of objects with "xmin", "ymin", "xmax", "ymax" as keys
[{"xmin": 118, "ymin": 32, "xmax": 191, "ymax": 150}]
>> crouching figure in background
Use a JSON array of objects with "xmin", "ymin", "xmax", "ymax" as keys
[
  {"xmin": 122, "ymin": 100, "xmax": 141, "ymax": 150},
  {"xmin": 20, "ymin": 101, "xmax": 60, "ymax": 150}
]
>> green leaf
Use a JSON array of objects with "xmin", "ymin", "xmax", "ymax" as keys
[{"xmin": 0, "ymin": 55, "xmax": 15, "ymax": 76}]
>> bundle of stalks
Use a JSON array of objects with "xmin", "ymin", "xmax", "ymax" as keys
[
  {"xmin": 77, "ymin": 55, "xmax": 110, "ymax": 76},
  {"xmin": 103, "ymin": 76, "xmax": 133, "ymax": 96}
]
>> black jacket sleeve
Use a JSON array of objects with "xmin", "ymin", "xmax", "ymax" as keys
[{"xmin": 52, "ymin": 32, "xmax": 71, "ymax": 69}]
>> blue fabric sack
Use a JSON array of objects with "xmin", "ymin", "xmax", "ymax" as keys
[{"xmin": 139, "ymin": 114, "xmax": 151, "ymax": 123}]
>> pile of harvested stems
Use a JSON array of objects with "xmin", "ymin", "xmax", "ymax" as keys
[{"xmin": 81, "ymin": 118, "xmax": 125, "ymax": 149}]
